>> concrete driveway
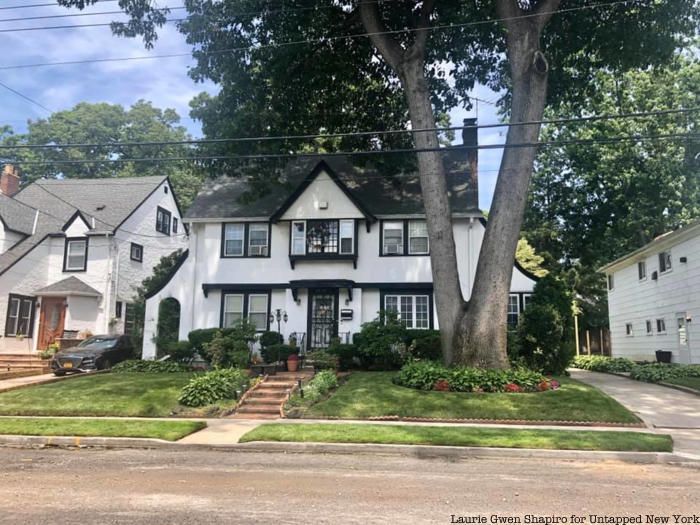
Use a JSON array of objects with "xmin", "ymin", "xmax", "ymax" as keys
[{"xmin": 570, "ymin": 369, "xmax": 700, "ymax": 459}]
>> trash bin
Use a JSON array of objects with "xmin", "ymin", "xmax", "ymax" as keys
[{"xmin": 655, "ymin": 350, "xmax": 672, "ymax": 363}]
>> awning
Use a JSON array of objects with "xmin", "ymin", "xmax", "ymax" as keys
[
  {"xmin": 34, "ymin": 276, "xmax": 102, "ymax": 298},
  {"xmin": 289, "ymin": 279, "xmax": 355, "ymax": 302}
]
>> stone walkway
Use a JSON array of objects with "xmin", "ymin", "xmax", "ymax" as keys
[{"xmin": 569, "ymin": 369, "xmax": 700, "ymax": 459}]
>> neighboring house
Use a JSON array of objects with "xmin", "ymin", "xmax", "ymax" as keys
[
  {"xmin": 142, "ymin": 121, "xmax": 538, "ymax": 359},
  {"xmin": 0, "ymin": 165, "xmax": 187, "ymax": 353},
  {"xmin": 600, "ymin": 220, "xmax": 700, "ymax": 364}
]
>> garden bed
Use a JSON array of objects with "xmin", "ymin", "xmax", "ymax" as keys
[
  {"xmin": 298, "ymin": 372, "xmax": 641, "ymax": 424},
  {"xmin": 240, "ymin": 423, "xmax": 671, "ymax": 452}
]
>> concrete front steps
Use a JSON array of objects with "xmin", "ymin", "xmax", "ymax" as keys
[
  {"xmin": 233, "ymin": 373, "xmax": 307, "ymax": 420},
  {"xmin": 0, "ymin": 354, "xmax": 50, "ymax": 376}
]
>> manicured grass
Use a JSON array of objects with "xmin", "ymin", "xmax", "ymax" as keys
[
  {"xmin": 0, "ymin": 373, "xmax": 194, "ymax": 417},
  {"xmin": 0, "ymin": 417, "xmax": 205, "ymax": 441},
  {"xmin": 664, "ymin": 377, "xmax": 700, "ymax": 393},
  {"xmin": 304, "ymin": 372, "xmax": 640, "ymax": 424},
  {"xmin": 241, "ymin": 423, "xmax": 672, "ymax": 452}
]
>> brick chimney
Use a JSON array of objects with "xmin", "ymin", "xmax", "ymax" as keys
[
  {"xmin": 462, "ymin": 118, "xmax": 479, "ymax": 192},
  {"xmin": 0, "ymin": 164, "xmax": 20, "ymax": 197}
]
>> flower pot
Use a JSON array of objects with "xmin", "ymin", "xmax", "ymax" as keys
[{"xmin": 287, "ymin": 358, "xmax": 299, "ymax": 372}]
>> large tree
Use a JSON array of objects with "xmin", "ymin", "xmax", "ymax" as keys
[
  {"xmin": 523, "ymin": 54, "xmax": 700, "ymax": 328},
  {"xmin": 56, "ymin": 0, "xmax": 697, "ymax": 367},
  {"xmin": 2, "ymin": 100, "xmax": 203, "ymax": 209}
]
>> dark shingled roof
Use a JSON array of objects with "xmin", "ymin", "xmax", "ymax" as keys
[
  {"xmin": 185, "ymin": 152, "xmax": 479, "ymax": 220},
  {"xmin": 0, "ymin": 193, "xmax": 36, "ymax": 235},
  {"xmin": 0, "ymin": 175, "xmax": 167, "ymax": 276},
  {"xmin": 34, "ymin": 276, "xmax": 102, "ymax": 297}
]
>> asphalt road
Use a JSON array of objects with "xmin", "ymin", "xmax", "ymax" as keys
[{"xmin": 0, "ymin": 448, "xmax": 698, "ymax": 524}]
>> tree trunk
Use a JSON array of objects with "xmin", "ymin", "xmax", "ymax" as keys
[{"xmin": 454, "ymin": 16, "xmax": 553, "ymax": 368}]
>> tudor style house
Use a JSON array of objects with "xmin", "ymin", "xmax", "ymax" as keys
[
  {"xmin": 0, "ymin": 165, "xmax": 187, "ymax": 353},
  {"xmin": 600, "ymin": 220, "xmax": 700, "ymax": 364},
  {"xmin": 141, "ymin": 122, "xmax": 537, "ymax": 359}
]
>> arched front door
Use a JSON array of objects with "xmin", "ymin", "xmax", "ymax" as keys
[{"xmin": 38, "ymin": 297, "xmax": 66, "ymax": 350}]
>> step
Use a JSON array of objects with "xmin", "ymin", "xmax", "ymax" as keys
[
  {"xmin": 0, "ymin": 362, "xmax": 49, "ymax": 370},
  {"xmin": 236, "ymin": 406, "xmax": 281, "ymax": 415},
  {"xmin": 231, "ymin": 412, "xmax": 279, "ymax": 420},
  {"xmin": 249, "ymin": 390, "xmax": 288, "ymax": 399},
  {"xmin": 245, "ymin": 397, "xmax": 289, "ymax": 405},
  {"xmin": 258, "ymin": 382, "xmax": 295, "ymax": 390}
]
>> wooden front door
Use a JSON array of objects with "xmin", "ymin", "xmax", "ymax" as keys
[{"xmin": 38, "ymin": 297, "xmax": 66, "ymax": 350}]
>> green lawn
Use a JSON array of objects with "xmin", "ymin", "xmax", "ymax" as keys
[
  {"xmin": 664, "ymin": 376, "xmax": 700, "ymax": 393},
  {"xmin": 0, "ymin": 417, "xmax": 205, "ymax": 441},
  {"xmin": 0, "ymin": 373, "xmax": 194, "ymax": 417},
  {"xmin": 241, "ymin": 423, "xmax": 671, "ymax": 452},
  {"xmin": 303, "ymin": 372, "xmax": 640, "ymax": 424}
]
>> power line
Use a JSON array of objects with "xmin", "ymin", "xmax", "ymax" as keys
[
  {"xmin": 0, "ymin": 0, "xmax": 119, "ymax": 10},
  {"xmin": 7, "ymin": 133, "xmax": 697, "ymax": 166},
  {"xmin": 0, "ymin": 6, "xmax": 185, "ymax": 24},
  {"xmin": 0, "ymin": 79, "xmax": 53, "ymax": 113},
  {"xmin": 1, "ymin": 107, "xmax": 696, "ymax": 151},
  {"xmin": 0, "ymin": 0, "xmax": 637, "ymax": 68}
]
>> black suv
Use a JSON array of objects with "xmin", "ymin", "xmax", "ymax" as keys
[{"xmin": 51, "ymin": 335, "xmax": 134, "ymax": 375}]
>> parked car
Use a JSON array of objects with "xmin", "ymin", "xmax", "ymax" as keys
[{"xmin": 51, "ymin": 335, "xmax": 134, "ymax": 375}]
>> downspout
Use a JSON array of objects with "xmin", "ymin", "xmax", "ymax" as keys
[
  {"xmin": 190, "ymin": 222, "xmax": 198, "ymax": 335},
  {"xmin": 112, "ymin": 234, "xmax": 121, "ymax": 334},
  {"xmin": 102, "ymin": 232, "xmax": 114, "ymax": 334}
]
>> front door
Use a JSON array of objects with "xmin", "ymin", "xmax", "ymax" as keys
[
  {"xmin": 38, "ymin": 297, "xmax": 66, "ymax": 350},
  {"xmin": 308, "ymin": 289, "xmax": 338, "ymax": 349}
]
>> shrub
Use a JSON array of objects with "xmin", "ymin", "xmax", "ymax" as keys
[
  {"xmin": 306, "ymin": 349, "xmax": 338, "ymax": 370},
  {"xmin": 261, "ymin": 344, "xmax": 298, "ymax": 364},
  {"xmin": 112, "ymin": 359, "xmax": 190, "ymax": 373},
  {"xmin": 355, "ymin": 312, "xmax": 408, "ymax": 370},
  {"xmin": 572, "ymin": 355, "xmax": 635, "ymax": 373},
  {"xmin": 162, "ymin": 340, "xmax": 196, "ymax": 363},
  {"xmin": 405, "ymin": 330, "xmax": 443, "ymax": 361},
  {"xmin": 393, "ymin": 361, "xmax": 548, "ymax": 393},
  {"xmin": 287, "ymin": 370, "xmax": 339, "ymax": 407},
  {"xmin": 178, "ymin": 368, "xmax": 249, "ymax": 407},
  {"xmin": 327, "ymin": 341, "xmax": 357, "ymax": 370},
  {"xmin": 512, "ymin": 274, "xmax": 575, "ymax": 375},
  {"xmin": 187, "ymin": 328, "xmax": 221, "ymax": 353},
  {"xmin": 630, "ymin": 363, "xmax": 700, "ymax": 383},
  {"xmin": 259, "ymin": 331, "xmax": 283, "ymax": 349},
  {"xmin": 203, "ymin": 331, "xmax": 250, "ymax": 369}
]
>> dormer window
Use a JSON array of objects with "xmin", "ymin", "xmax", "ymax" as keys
[{"xmin": 64, "ymin": 238, "xmax": 88, "ymax": 272}]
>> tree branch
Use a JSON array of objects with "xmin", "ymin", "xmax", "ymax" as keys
[
  {"xmin": 532, "ymin": 0, "xmax": 562, "ymax": 32},
  {"xmin": 358, "ymin": 0, "xmax": 404, "ymax": 73},
  {"xmin": 410, "ymin": 0, "xmax": 436, "ymax": 59}
]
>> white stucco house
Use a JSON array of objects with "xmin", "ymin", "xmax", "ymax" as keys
[
  {"xmin": 600, "ymin": 220, "xmax": 700, "ymax": 364},
  {"xmin": 0, "ymin": 164, "xmax": 187, "ymax": 353},
  {"xmin": 142, "ymin": 122, "xmax": 538, "ymax": 359}
]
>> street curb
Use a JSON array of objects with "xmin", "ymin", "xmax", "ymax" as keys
[
  {"xmin": 657, "ymin": 381, "xmax": 700, "ymax": 398},
  {"xmin": 0, "ymin": 434, "xmax": 694, "ymax": 466}
]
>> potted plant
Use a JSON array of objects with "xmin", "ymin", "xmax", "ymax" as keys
[{"xmin": 287, "ymin": 352, "xmax": 299, "ymax": 372}]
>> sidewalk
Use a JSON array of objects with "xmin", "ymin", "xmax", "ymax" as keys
[
  {"xmin": 0, "ymin": 373, "xmax": 63, "ymax": 393},
  {"xmin": 569, "ymin": 369, "xmax": 700, "ymax": 459}
]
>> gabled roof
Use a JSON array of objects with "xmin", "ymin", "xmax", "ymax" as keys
[
  {"xmin": 0, "ymin": 193, "xmax": 36, "ymax": 235},
  {"xmin": 599, "ymin": 219, "xmax": 700, "ymax": 274},
  {"xmin": 34, "ymin": 276, "xmax": 102, "ymax": 297},
  {"xmin": 0, "ymin": 175, "xmax": 170, "ymax": 277},
  {"xmin": 185, "ymin": 151, "xmax": 479, "ymax": 220}
]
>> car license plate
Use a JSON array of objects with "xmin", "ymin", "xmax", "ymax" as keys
[{"xmin": 62, "ymin": 362, "xmax": 73, "ymax": 368}]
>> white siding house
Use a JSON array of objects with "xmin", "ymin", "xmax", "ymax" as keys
[
  {"xmin": 600, "ymin": 220, "xmax": 700, "ymax": 364},
  {"xmin": 0, "ymin": 170, "xmax": 187, "ymax": 353},
  {"xmin": 141, "ymin": 126, "xmax": 538, "ymax": 359}
]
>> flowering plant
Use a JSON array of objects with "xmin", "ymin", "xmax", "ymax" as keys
[
  {"xmin": 504, "ymin": 383, "xmax": 522, "ymax": 393},
  {"xmin": 433, "ymin": 379, "xmax": 450, "ymax": 391},
  {"xmin": 550, "ymin": 379, "xmax": 560, "ymax": 390}
]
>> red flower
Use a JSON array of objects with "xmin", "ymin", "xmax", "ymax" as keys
[
  {"xmin": 550, "ymin": 380, "xmax": 560, "ymax": 390},
  {"xmin": 504, "ymin": 383, "xmax": 522, "ymax": 393},
  {"xmin": 433, "ymin": 379, "xmax": 450, "ymax": 391},
  {"xmin": 538, "ymin": 380, "xmax": 550, "ymax": 391}
]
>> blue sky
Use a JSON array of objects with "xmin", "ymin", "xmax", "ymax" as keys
[{"xmin": 0, "ymin": 1, "xmax": 506, "ymax": 210}]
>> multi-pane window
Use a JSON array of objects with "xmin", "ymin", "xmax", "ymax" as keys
[
  {"xmin": 130, "ymin": 242, "xmax": 143, "ymax": 262},
  {"xmin": 507, "ymin": 294, "xmax": 520, "ymax": 327},
  {"xmin": 384, "ymin": 294, "xmax": 430, "ymax": 329},
  {"xmin": 248, "ymin": 223, "xmax": 269, "ymax": 256},
  {"xmin": 291, "ymin": 222, "xmax": 306, "ymax": 255},
  {"xmin": 646, "ymin": 320, "xmax": 653, "ymax": 335},
  {"xmin": 659, "ymin": 251, "xmax": 672, "ymax": 273},
  {"xmin": 290, "ymin": 220, "xmax": 355, "ymax": 256},
  {"xmin": 339, "ymin": 220, "xmax": 354, "ymax": 254},
  {"xmin": 247, "ymin": 294, "xmax": 268, "ymax": 330},
  {"xmin": 382, "ymin": 222, "xmax": 404, "ymax": 255},
  {"xmin": 408, "ymin": 220, "xmax": 429, "ymax": 254},
  {"xmin": 222, "ymin": 293, "xmax": 269, "ymax": 331},
  {"xmin": 656, "ymin": 318, "xmax": 666, "ymax": 334},
  {"xmin": 223, "ymin": 224, "xmax": 245, "ymax": 257},
  {"xmin": 522, "ymin": 294, "xmax": 532, "ymax": 310},
  {"xmin": 64, "ymin": 238, "xmax": 87, "ymax": 271},
  {"xmin": 638, "ymin": 261, "xmax": 646, "ymax": 280},
  {"xmin": 5, "ymin": 294, "xmax": 35, "ymax": 337},
  {"xmin": 625, "ymin": 323, "xmax": 633, "ymax": 336},
  {"xmin": 124, "ymin": 303, "xmax": 136, "ymax": 335},
  {"xmin": 156, "ymin": 207, "xmax": 171, "ymax": 235},
  {"xmin": 173, "ymin": 217, "xmax": 179, "ymax": 234}
]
